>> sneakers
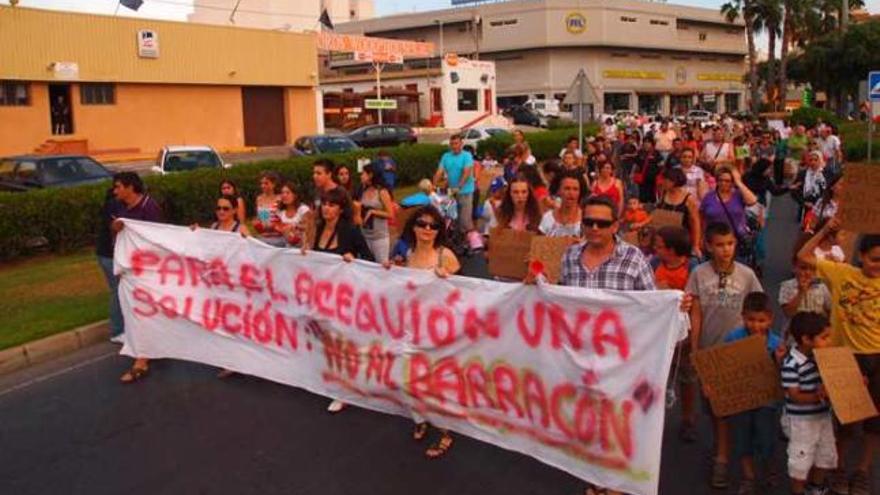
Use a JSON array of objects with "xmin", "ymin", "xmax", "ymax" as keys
[
  {"xmin": 710, "ymin": 460, "xmax": 729, "ymax": 489},
  {"xmin": 736, "ymin": 478, "xmax": 756, "ymax": 495},
  {"xmin": 327, "ymin": 400, "xmax": 346, "ymax": 413},
  {"xmin": 850, "ymin": 470, "xmax": 870, "ymax": 495},
  {"xmin": 109, "ymin": 334, "xmax": 125, "ymax": 345}
]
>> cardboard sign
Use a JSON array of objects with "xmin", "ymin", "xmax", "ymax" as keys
[
  {"xmin": 649, "ymin": 209, "xmax": 684, "ymax": 229},
  {"xmin": 814, "ymin": 347, "xmax": 879, "ymax": 424},
  {"xmin": 840, "ymin": 164, "xmax": 880, "ymax": 234},
  {"xmin": 300, "ymin": 211, "xmax": 316, "ymax": 248},
  {"xmin": 693, "ymin": 335, "xmax": 783, "ymax": 417},
  {"xmin": 477, "ymin": 168, "xmax": 503, "ymax": 193},
  {"xmin": 488, "ymin": 228, "xmax": 535, "ymax": 279},
  {"xmin": 528, "ymin": 236, "xmax": 579, "ymax": 284}
]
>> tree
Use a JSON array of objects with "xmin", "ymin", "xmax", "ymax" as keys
[
  {"xmin": 722, "ymin": 0, "xmax": 761, "ymax": 113},
  {"xmin": 755, "ymin": 0, "xmax": 784, "ymax": 109}
]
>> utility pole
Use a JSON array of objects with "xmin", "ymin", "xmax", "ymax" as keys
[{"xmin": 842, "ymin": 0, "xmax": 849, "ymax": 31}]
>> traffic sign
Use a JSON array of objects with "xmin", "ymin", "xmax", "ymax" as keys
[
  {"xmin": 364, "ymin": 99, "xmax": 397, "ymax": 110},
  {"xmin": 870, "ymin": 71, "xmax": 880, "ymax": 102}
]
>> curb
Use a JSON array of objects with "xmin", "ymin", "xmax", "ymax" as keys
[{"xmin": 0, "ymin": 320, "xmax": 109, "ymax": 377}]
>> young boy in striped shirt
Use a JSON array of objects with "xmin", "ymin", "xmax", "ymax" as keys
[{"xmin": 781, "ymin": 312, "xmax": 836, "ymax": 495}]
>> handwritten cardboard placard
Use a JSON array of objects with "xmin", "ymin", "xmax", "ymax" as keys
[
  {"xmin": 840, "ymin": 164, "xmax": 880, "ymax": 234},
  {"xmin": 649, "ymin": 209, "xmax": 683, "ymax": 229},
  {"xmin": 693, "ymin": 335, "xmax": 783, "ymax": 417},
  {"xmin": 488, "ymin": 228, "xmax": 535, "ymax": 279},
  {"xmin": 529, "ymin": 236, "xmax": 579, "ymax": 284},
  {"xmin": 814, "ymin": 347, "xmax": 879, "ymax": 424},
  {"xmin": 477, "ymin": 168, "xmax": 503, "ymax": 193}
]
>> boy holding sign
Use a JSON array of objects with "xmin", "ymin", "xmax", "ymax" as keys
[
  {"xmin": 722, "ymin": 292, "xmax": 784, "ymax": 495},
  {"xmin": 798, "ymin": 222, "xmax": 880, "ymax": 495},
  {"xmin": 781, "ymin": 312, "xmax": 836, "ymax": 495}
]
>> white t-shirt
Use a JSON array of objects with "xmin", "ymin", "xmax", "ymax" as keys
[
  {"xmin": 279, "ymin": 204, "xmax": 310, "ymax": 226},
  {"xmin": 558, "ymin": 148, "xmax": 584, "ymax": 159},
  {"xmin": 814, "ymin": 245, "xmax": 846, "ymax": 263},
  {"xmin": 702, "ymin": 141, "xmax": 732, "ymax": 165},
  {"xmin": 538, "ymin": 210, "xmax": 582, "ymax": 237},
  {"xmin": 682, "ymin": 165, "xmax": 706, "ymax": 198},
  {"xmin": 819, "ymin": 135, "xmax": 841, "ymax": 160},
  {"xmin": 603, "ymin": 124, "xmax": 617, "ymax": 141}
]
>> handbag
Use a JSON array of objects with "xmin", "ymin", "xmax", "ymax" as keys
[{"xmin": 716, "ymin": 191, "xmax": 756, "ymax": 262}]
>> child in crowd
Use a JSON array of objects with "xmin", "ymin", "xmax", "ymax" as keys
[
  {"xmin": 722, "ymin": 292, "xmax": 784, "ymax": 495},
  {"xmin": 479, "ymin": 176, "xmax": 506, "ymax": 236},
  {"xmin": 399, "ymin": 179, "xmax": 433, "ymax": 208},
  {"xmin": 637, "ymin": 225, "xmax": 656, "ymax": 257},
  {"xmin": 623, "ymin": 197, "xmax": 651, "ymax": 232},
  {"xmin": 652, "ymin": 226, "xmax": 700, "ymax": 440},
  {"xmin": 781, "ymin": 312, "xmax": 835, "ymax": 495},
  {"xmin": 778, "ymin": 249, "xmax": 831, "ymax": 339},
  {"xmin": 430, "ymin": 175, "xmax": 458, "ymax": 221},
  {"xmin": 798, "ymin": 223, "xmax": 880, "ymax": 494},
  {"xmin": 481, "ymin": 150, "xmax": 499, "ymax": 169},
  {"xmin": 687, "ymin": 221, "xmax": 764, "ymax": 489},
  {"xmin": 375, "ymin": 150, "xmax": 397, "ymax": 191}
]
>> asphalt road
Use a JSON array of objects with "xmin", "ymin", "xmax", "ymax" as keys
[{"xmin": 0, "ymin": 196, "xmax": 875, "ymax": 495}]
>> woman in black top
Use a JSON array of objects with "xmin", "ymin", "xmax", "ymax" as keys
[
  {"xmin": 311, "ymin": 187, "xmax": 374, "ymax": 262},
  {"xmin": 656, "ymin": 167, "xmax": 701, "ymax": 257}
]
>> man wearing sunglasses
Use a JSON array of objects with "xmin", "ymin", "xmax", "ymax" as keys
[{"xmin": 560, "ymin": 196, "xmax": 655, "ymax": 291}]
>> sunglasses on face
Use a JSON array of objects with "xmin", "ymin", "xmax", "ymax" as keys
[
  {"xmin": 215, "ymin": 205, "xmax": 232, "ymax": 211},
  {"xmin": 582, "ymin": 217, "xmax": 615, "ymax": 229},
  {"xmin": 414, "ymin": 219, "xmax": 441, "ymax": 231}
]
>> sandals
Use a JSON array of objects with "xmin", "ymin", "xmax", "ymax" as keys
[
  {"xmin": 425, "ymin": 432, "xmax": 453, "ymax": 459},
  {"xmin": 413, "ymin": 422, "xmax": 428, "ymax": 441},
  {"xmin": 120, "ymin": 365, "xmax": 149, "ymax": 384}
]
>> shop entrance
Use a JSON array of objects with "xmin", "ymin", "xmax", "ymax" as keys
[{"xmin": 49, "ymin": 84, "xmax": 73, "ymax": 135}]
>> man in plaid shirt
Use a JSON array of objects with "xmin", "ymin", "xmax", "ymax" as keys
[{"xmin": 560, "ymin": 196, "xmax": 656, "ymax": 291}]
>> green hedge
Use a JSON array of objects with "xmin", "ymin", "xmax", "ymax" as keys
[
  {"xmin": 839, "ymin": 122, "xmax": 880, "ymax": 162},
  {"xmin": 476, "ymin": 124, "xmax": 600, "ymax": 161},
  {"xmin": 789, "ymin": 107, "xmax": 841, "ymax": 128},
  {"xmin": 0, "ymin": 143, "xmax": 446, "ymax": 260}
]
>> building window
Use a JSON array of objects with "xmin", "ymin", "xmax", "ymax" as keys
[
  {"xmin": 676, "ymin": 20, "xmax": 690, "ymax": 30},
  {"xmin": 603, "ymin": 93, "xmax": 631, "ymax": 113},
  {"xmin": 0, "ymin": 81, "xmax": 30, "ymax": 106},
  {"xmin": 80, "ymin": 83, "xmax": 115, "ymax": 105},
  {"xmin": 457, "ymin": 89, "xmax": 479, "ymax": 111},
  {"xmin": 610, "ymin": 52, "xmax": 629, "ymax": 58},
  {"xmin": 640, "ymin": 54, "xmax": 662, "ymax": 59},
  {"xmin": 699, "ymin": 32, "xmax": 707, "ymax": 41},
  {"xmin": 620, "ymin": 16, "xmax": 637, "ymax": 23},
  {"xmin": 650, "ymin": 19, "xmax": 669, "ymax": 26},
  {"xmin": 725, "ymin": 93, "xmax": 740, "ymax": 112}
]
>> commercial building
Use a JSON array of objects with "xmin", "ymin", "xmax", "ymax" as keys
[
  {"xmin": 189, "ymin": 0, "xmax": 373, "ymax": 31},
  {"xmin": 329, "ymin": 0, "xmax": 748, "ymax": 116},
  {"xmin": 0, "ymin": 6, "xmax": 319, "ymax": 157}
]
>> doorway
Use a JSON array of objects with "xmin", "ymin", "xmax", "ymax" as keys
[
  {"xmin": 49, "ymin": 84, "xmax": 73, "ymax": 135},
  {"xmin": 241, "ymin": 87, "xmax": 286, "ymax": 147},
  {"xmin": 483, "ymin": 88, "xmax": 493, "ymax": 114}
]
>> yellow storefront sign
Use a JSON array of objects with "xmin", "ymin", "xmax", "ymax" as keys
[
  {"xmin": 696, "ymin": 73, "xmax": 742, "ymax": 82},
  {"xmin": 602, "ymin": 70, "xmax": 665, "ymax": 80}
]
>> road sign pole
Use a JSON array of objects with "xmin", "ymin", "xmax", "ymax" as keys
[
  {"xmin": 374, "ymin": 62, "xmax": 384, "ymax": 125},
  {"xmin": 869, "ymin": 71, "xmax": 880, "ymax": 161},
  {"xmin": 869, "ymin": 104, "xmax": 873, "ymax": 162}
]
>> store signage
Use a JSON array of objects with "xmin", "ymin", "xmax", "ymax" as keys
[
  {"xmin": 52, "ymin": 62, "xmax": 79, "ymax": 80},
  {"xmin": 317, "ymin": 32, "xmax": 433, "ymax": 59},
  {"xmin": 365, "ymin": 99, "xmax": 398, "ymax": 110},
  {"xmin": 697, "ymin": 73, "xmax": 741, "ymax": 82},
  {"xmin": 565, "ymin": 12, "xmax": 587, "ymax": 34},
  {"xmin": 137, "ymin": 29, "xmax": 159, "ymax": 58},
  {"xmin": 602, "ymin": 70, "xmax": 665, "ymax": 80}
]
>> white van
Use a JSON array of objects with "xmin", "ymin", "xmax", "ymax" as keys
[{"xmin": 523, "ymin": 98, "xmax": 561, "ymax": 117}]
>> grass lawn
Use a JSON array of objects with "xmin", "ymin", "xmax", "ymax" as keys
[{"xmin": 0, "ymin": 250, "xmax": 108, "ymax": 351}]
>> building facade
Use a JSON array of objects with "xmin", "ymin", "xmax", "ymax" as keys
[
  {"xmin": 330, "ymin": 0, "xmax": 748, "ymax": 115},
  {"xmin": 188, "ymin": 0, "xmax": 373, "ymax": 31},
  {"xmin": 0, "ymin": 6, "xmax": 319, "ymax": 157}
]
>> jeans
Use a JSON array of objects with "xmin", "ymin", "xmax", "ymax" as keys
[{"xmin": 97, "ymin": 255, "xmax": 124, "ymax": 337}]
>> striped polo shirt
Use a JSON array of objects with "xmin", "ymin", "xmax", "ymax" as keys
[{"xmin": 781, "ymin": 346, "xmax": 830, "ymax": 416}]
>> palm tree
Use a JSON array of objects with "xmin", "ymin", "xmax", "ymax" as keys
[
  {"xmin": 754, "ymin": 0, "xmax": 783, "ymax": 109},
  {"xmin": 722, "ymin": 0, "xmax": 761, "ymax": 113}
]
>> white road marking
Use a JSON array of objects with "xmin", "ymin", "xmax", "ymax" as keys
[{"xmin": 0, "ymin": 350, "xmax": 118, "ymax": 400}]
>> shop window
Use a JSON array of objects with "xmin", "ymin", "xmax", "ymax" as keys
[
  {"xmin": 0, "ymin": 81, "xmax": 30, "ymax": 106},
  {"xmin": 603, "ymin": 93, "xmax": 631, "ymax": 113},
  {"xmin": 81, "ymin": 83, "xmax": 116, "ymax": 105},
  {"xmin": 725, "ymin": 93, "xmax": 740, "ymax": 112},
  {"xmin": 457, "ymin": 89, "xmax": 479, "ymax": 111}
]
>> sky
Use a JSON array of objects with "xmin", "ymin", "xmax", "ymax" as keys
[{"xmin": 1, "ymin": 0, "xmax": 877, "ymax": 21}]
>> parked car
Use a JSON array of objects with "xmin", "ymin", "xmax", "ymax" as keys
[
  {"xmin": 347, "ymin": 124, "xmax": 417, "ymax": 148},
  {"xmin": 523, "ymin": 98, "xmax": 561, "ymax": 118},
  {"xmin": 685, "ymin": 109, "xmax": 715, "ymax": 124},
  {"xmin": 442, "ymin": 126, "xmax": 510, "ymax": 148},
  {"xmin": 292, "ymin": 135, "xmax": 361, "ymax": 155},
  {"xmin": 151, "ymin": 146, "xmax": 229, "ymax": 175},
  {"xmin": 0, "ymin": 154, "xmax": 112, "ymax": 192},
  {"xmin": 503, "ymin": 106, "xmax": 548, "ymax": 127}
]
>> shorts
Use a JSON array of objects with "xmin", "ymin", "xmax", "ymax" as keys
[
  {"xmin": 731, "ymin": 407, "xmax": 778, "ymax": 461},
  {"xmin": 456, "ymin": 192, "xmax": 474, "ymax": 232},
  {"xmin": 787, "ymin": 414, "xmax": 838, "ymax": 481},
  {"xmin": 838, "ymin": 353, "xmax": 880, "ymax": 436}
]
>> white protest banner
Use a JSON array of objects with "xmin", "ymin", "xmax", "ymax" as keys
[{"xmin": 115, "ymin": 220, "xmax": 687, "ymax": 495}]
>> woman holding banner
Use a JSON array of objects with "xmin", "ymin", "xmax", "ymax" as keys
[{"xmin": 384, "ymin": 205, "xmax": 460, "ymax": 458}]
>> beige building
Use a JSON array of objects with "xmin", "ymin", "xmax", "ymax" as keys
[
  {"xmin": 330, "ymin": 0, "xmax": 748, "ymax": 115},
  {"xmin": 189, "ymin": 0, "xmax": 373, "ymax": 31}
]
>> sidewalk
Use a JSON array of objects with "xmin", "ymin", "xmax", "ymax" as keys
[{"xmin": 0, "ymin": 321, "xmax": 109, "ymax": 376}]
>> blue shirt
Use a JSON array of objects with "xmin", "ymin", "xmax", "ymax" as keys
[
  {"xmin": 439, "ymin": 150, "xmax": 475, "ymax": 195},
  {"xmin": 723, "ymin": 327, "xmax": 782, "ymax": 352}
]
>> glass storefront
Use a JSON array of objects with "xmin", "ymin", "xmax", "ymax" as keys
[
  {"xmin": 670, "ymin": 95, "xmax": 691, "ymax": 116},
  {"xmin": 603, "ymin": 92, "xmax": 631, "ymax": 113},
  {"xmin": 724, "ymin": 93, "xmax": 740, "ymax": 113},
  {"xmin": 638, "ymin": 94, "xmax": 662, "ymax": 115}
]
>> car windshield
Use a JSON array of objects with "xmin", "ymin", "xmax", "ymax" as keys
[
  {"xmin": 164, "ymin": 150, "xmax": 221, "ymax": 172},
  {"xmin": 485, "ymin": 129, "xmax": 509, "ymax": 137},
  {"xmin": 39, "ymin": 157, "xmax": 109, "ymax": 185},
  {"xmin": 314, "ymin": 137, "xmax": 358, "ymax": 153}
]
